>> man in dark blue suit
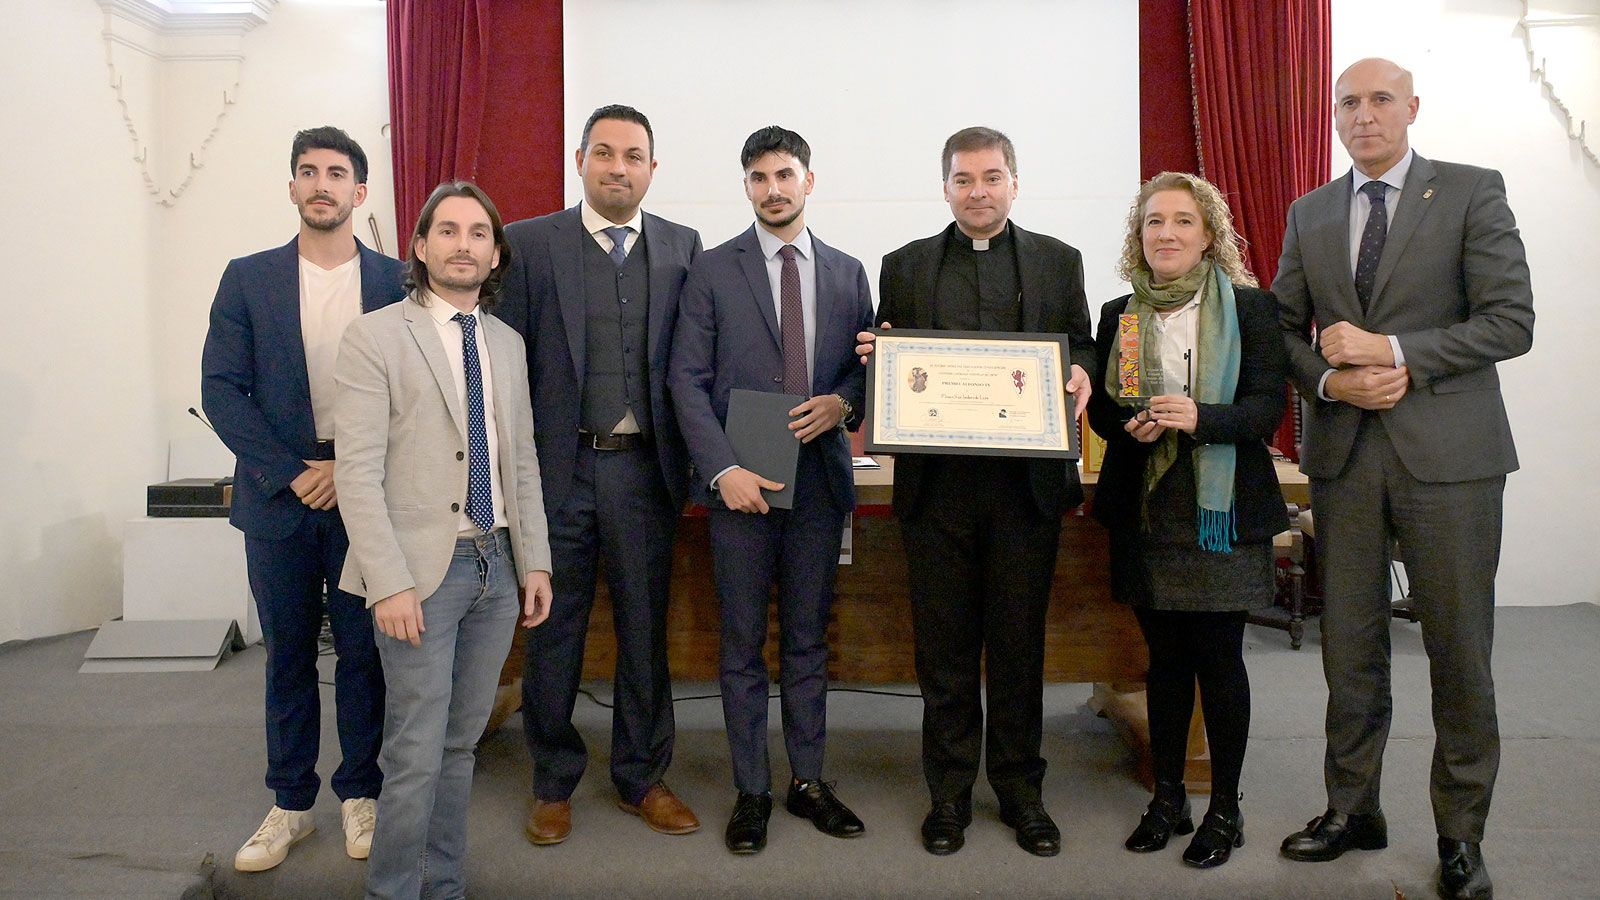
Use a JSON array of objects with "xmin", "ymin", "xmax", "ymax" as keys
[
  {"xmin": 495, "ymin": 105, "xmax": 704, "ymax": 844},
  {"xmin": 201, "ymin": 127, "xmax": 404, "ymax": 873},
  {"xmin": 670, "ymin": 126, "xmax": 875, "ymax": 855}
]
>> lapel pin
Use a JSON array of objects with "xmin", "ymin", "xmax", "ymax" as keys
[{"xmin": 1422, "ymin": 188, "xmax": 1434, "ymax": 200}]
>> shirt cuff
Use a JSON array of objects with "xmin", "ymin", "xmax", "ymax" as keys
[
  {"xmin": 1389, "ymin": 335, "xmax": 1405, "ymax": 368},
  {"xmin": 710, "ymin": 465, "xmax": 740, "ymax": 490},
  {"xmin": 1316, "ymin": 368, "xmax": 1336, "ymax": 402}
]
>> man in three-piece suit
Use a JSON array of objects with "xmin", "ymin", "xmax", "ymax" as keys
[
  {"xmin": 201, "ymin": 126, "xmax": 403, "ymax": 873},
  {"xmin": 857, "ymin": 127, "xmax": 1093, "ymax": 858},
  {"xmin": 335, "ymin": 181, "xmax": 553, "ymax": 899},
  {"xmin": 1274, "ymin": 59, "xmax": 1534, "ymax": 900},
  {"xmin": 670, "ymin": 126, "xmax": 875, "ymax": 855},
  {"xmin": 495, "ymin": 105, "xmax": 703, "ymax": 845}
]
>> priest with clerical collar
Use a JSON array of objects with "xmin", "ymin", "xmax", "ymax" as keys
[{"xmin": 855, "ymin": 126, "xmax": 1095, "ymax": 858}]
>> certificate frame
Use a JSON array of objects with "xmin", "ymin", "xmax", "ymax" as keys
[{"xmin": 864, "ymin": 328, "xmax": 1079, "ymax": 459}]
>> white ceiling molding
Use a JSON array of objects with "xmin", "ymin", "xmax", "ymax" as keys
[
  {"xmin": 1519, "ymin": 1, "xmax": 1600, "ymax": 170},
  {"xmin": 97, "ymin": 0, "xmax": 278, "ymax": 206}
]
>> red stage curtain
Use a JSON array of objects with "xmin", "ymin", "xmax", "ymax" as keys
[
  {"xmin": 388, "ymin": 1, "xmax": 563, "ymax": 242},
  {"xmin": 1139, "ymin": 0, "xmax": 1199, "ymax": 180},
  {"xmin": 1189, "ymin": 0, "xmax": 1330, "ymax": 458}
]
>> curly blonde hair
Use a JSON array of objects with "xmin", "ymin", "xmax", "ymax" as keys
[{"xmin": 1115, "ymin": 171, "xmax": 1257, "ymax": 288}]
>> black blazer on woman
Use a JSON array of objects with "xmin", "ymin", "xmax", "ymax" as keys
[{"xmin": 1086, "ymin": 284, "xmax": 1289, "ymax": 543}]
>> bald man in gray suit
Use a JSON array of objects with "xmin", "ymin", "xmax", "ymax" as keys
[{"xmin": 1274, "ymin": 58, "xmax": 1533, "ymax": 900}]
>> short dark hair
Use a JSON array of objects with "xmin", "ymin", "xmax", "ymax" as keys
[
  {"xmin": 580, "ymin": 104, "xmax": 654, "ymax": 159},
  {"xmin": 290, "ymin": 126, "xmax": 369, "ymax": 184},
  {"xmin": 941, "ymin": 126, "xmax": 1017, "ymax": 181},
  {"xmin": 740, "ymin": 125, "xmax": 811, "ymax": 171},
  {"xmin": 405, "ymin": 181, "xmax": 512, "ymax": 310}
]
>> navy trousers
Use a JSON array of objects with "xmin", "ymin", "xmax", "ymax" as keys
[
  {"xmin": 244, "ymin": 508, "xmax": 384, "ymax": 810},
  {"xmin": 709, "ymin": 445, "xmax": 847, "ymax": 795}
]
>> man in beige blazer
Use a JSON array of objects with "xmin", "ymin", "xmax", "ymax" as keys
[{"xmin": 335, "ymin": 181, "xmax": 552, "ymax": 899}]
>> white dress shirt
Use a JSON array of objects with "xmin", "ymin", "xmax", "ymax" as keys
[
  {"xmin": 299, "ymin": 254, "xmax": 362, "ymax": 440},
  {"xmin": 1151, "ymin": 293, "xmax": 1200, "ymax": 397},
  {"xmin": 1317, "ymin": 148, "xmax": 1412, "ymax": 400},
  {"xmin": 422, "ymin": 291, "xmax": 508, "ymax": 535}
]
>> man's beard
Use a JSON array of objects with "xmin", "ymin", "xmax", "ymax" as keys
[
  {"xmin": 758, "ymin": 200, "xmax": 802, "ymax": 231},
  {"xmin": 300, "ymin": 199, "xmax": 352, "ymax": 232}
]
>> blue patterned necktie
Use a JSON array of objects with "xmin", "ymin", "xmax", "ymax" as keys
[
  {"xmin": 1354, "ymin": 180, "xmax": 1388, "ymax": 311},
  {"xmin": 603, "ymin": 225, "xmax": 632, "ymax": 268},
  {"xmin": 452, "ymin": 312, "xmax": 494, "ymax": 532},
  {"xmin": 778, "ymin": 244, "xmax": 808, "ymax": 396}
]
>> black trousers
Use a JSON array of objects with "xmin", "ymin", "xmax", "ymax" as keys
[
  {"xmin": 902, "ymin": 457, "xmax": 1061, "ymax": 807},
  {"xmin": 1134, "ymin": 607, "xmax": 1250, "ymax": 808},
  {"xmin": 522, "ymin": 443, "xmax": 678, "ymax": 803}
]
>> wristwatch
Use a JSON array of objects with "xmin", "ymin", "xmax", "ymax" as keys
[{"xmin": 835, "ymin": 394, "xmax": 854, "ymax": 426}]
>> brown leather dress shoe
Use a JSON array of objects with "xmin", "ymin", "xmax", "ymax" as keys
[
  {"xmin": 525, "ymin": 798, "xmax": 571, "ymax": 846},
  {"xmin": 617, "ymin": 783, "xmax": 701, "ymax": 835}
]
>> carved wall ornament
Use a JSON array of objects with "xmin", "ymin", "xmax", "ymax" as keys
[
  {"xmin": 97, "ymin": 0, "xmax": 277, "ymax": 206},
  {"xmin": 1519, "ymin": 1, "xmax": 1600, "ymax": 169}
]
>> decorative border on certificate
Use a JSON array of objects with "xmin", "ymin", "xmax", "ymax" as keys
[{"xmin": 864, "ymin": 328, "xmax": 1079, "ymax": 459}]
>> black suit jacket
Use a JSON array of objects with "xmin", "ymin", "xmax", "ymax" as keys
[
  {"xmin": 495, "ymin": 205, "xmax": 702, "ymax": 516},
  {"xmin": 669, "ymin": 225, "xmax": 875, "ymax": 512},
  {"xmin": 877, "ymin": 221, "xmax": 1096, "ymax": 518},
  {"xmin": 200, "ymin": 237, "xmax": 405, "ymax": 540},
  {"xmin": 1086, "ymin": 285, "xmax": 1289, "ymax": 543}
]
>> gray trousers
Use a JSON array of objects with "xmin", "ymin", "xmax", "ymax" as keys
[{"xmin": 1312, "ymin": 414, "xmax": 1503, "ymax": 842}]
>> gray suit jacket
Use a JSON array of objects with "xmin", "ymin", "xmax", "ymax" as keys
[
  {"xmin": 1275, "ymin": 153, "xmax": 1534, "ymax": 483},
  {"xmin": 333, "ymin": 295, "xmax": 552, "ymax": 605}
]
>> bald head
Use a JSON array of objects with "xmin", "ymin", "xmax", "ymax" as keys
[{"xmin": 1334, "ymin": 57, "xmax": 1420, "ymax": 177}]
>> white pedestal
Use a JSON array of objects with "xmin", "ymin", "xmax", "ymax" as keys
[{"xmin": 123, "ymin": 517, "xmax": 261, "ymax": 645}]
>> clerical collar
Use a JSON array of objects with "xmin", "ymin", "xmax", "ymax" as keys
[{"xmin": 956, "ymin": 221, "xmax": 1011, "ymax": 252}]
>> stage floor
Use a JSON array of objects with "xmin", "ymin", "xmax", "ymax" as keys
[{"xmin": 1, "ymin": 605, "xmax": 1595, "ymax": 899}]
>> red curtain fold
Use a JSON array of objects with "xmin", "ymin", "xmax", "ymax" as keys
[
  {"xmin": 1139, "ymin": 0, "xmax": 1200, "ymax": 179},
  {"xmin": 1189, "ymin": 0, "xmax": 1330, "ymax": 459},
  {"xmin": 388, "ymin": 1, "xmax": 563, "ymax": 246}
]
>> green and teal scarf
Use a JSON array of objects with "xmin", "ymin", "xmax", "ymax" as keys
[{"xmin": 1103, "ymin": 259, "xmax": 1242, "ymax": 552}]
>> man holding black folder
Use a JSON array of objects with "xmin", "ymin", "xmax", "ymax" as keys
[
  {"xmin": 856, "ymin": 127, "xmax": 1094, "ymax": 857},
  {"xmin": 669, "ymin": 125, "xmax": 876, "ymax": 855}
]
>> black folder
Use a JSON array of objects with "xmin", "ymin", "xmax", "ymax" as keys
[{"xmin": 725, "ymin": 389, "xmax": 806, "ymax": 510}]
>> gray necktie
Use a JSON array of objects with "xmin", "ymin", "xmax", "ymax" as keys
[{"xmin": 603, "ymin": 226, "xmax": 631, "ymax": 268}]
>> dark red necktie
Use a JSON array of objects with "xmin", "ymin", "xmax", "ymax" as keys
[{"xmin": 778, "ymin": 245, "xmax": 808, "ymax": 396}]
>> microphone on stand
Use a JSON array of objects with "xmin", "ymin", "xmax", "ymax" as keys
[{"xmin": 187, "ymin": 407, "xmax": 233, "ymax": 486}]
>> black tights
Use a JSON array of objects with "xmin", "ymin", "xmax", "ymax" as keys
[{"xmin": 1133, "ymin": 607, "xmax": 1250, "ymax": 815}]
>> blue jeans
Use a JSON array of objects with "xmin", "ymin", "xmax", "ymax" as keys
[{"xmin": 366, "ymin": 530, "xmax": 519, "ymax": 900}]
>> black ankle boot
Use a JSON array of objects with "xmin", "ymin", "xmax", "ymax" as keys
[
  {"xmin": 1183, "ymin": 808, "xmax": 1244, "ymax": 868},
  {"xmin": 1125, "ymin": 782, "xmax": 1194, "ymax": 852}
]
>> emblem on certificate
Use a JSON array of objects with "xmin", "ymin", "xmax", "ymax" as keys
[{"xmin": 864, "ymin": 329, "xmax": 1078, "ymax": 459}]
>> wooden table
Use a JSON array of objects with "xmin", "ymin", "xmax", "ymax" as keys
[{"xmin": 491, "ymin": 456, "xmax": 1309, "ymax": 792}]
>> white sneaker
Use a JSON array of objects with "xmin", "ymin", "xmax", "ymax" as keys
[
  {"xmin": 341, "ymin": 797, "xmax": 377, "ymax": 860},
  {"xmin": 234, "ymin": 806, "xmax": 315, "ymax": 872}
]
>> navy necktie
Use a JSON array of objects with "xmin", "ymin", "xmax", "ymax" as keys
[
  {"xmin": 452, "ymin": 312, "xmax": 494, "ymax": 533},
  {"xmin": 778, "ymin": 245, "xmax": 808, "ymax": 396},
  {"xmin": 1354, "ymin": 181, "xmax": 1389, "ymax": 311},
  {"xmin": 603, "ymin": 226, "xmax": 632, "ymax": 268}
]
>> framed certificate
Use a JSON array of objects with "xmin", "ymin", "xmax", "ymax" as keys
[{"xmin": 864, "ymin": 329, "xmax": 1078, "ymax": 459}]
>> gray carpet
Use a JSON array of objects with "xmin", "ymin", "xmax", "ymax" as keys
[{"xmin": 1, "ymin": 605, "xmax": 1596, "ymax": 899}]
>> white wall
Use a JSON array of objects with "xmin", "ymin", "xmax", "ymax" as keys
[
  {"xmin": 563, "ymin": 0, "xmax": 1141, "ymax": 308},
  {"xmin": 0, "ymin": 0, "xmax": 392, "ymax": 643},
  {"xmin": 1331, "ymin": 0, "xmax": 1600, "ymax": 605}
]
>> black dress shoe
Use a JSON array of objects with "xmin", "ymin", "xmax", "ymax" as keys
[
  {"xmin": 920, "ymin": 798, "xmax": 972, "ymax": 855},
  {"xmin": 1437, "ymin": 838, "xmax": 1493, "ymax": 899},
  {"xmin": 725, "ymin": 792, "xmax": 772, "ymax": 854},
  {"xmin": 1125, "ymin": 785, "xmax": 1194, "ymax": 852},
  {"xmin": 785, "ymin": 779, "xmax": 864, "ymax": 838},
  {"xmin": 1182, "ymin": 809, "xmax": 1244, "ymax": 868},
  {"xmin": 1280, "ymin": 808, "xmax": 1388, "ymax": 862},
  {"xmin": 999, "ymin": 799, "xmax": 1061, "ymax": 857}
]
